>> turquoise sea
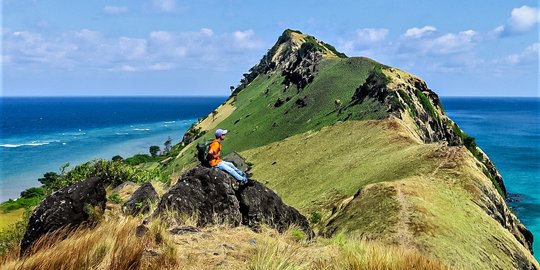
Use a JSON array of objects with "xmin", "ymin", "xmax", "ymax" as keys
[
  {"xmin": 0, "ymin": 97, "xmax": 225, "ymax": 201},
  {"xmin": 0, "ymin": 96, "xmax": 538, "ymax": 256}
]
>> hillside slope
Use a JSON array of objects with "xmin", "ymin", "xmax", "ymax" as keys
[{"xmin": 161, "ymin": 29, "xmax": 538, "ymax": 269}]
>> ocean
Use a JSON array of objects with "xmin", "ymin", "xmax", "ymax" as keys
[
  {"xmin": 442, "ymin": 97, "xmax": 540, "ymax": 256},
  {"xmin": 0, "ymin": 96, "xmax": 538, "ymax": 255},
  {"xmin": 0, "ymin": 97, "xmax": 226, "ymax": 201}
]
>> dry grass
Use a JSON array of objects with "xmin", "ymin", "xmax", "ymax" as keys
[
  {"xmin": 1, "ymin": 215, "xmax": 178, "ymax": 270},
  {"xmin": 1, "ymin": 213, "xmax": 452, "ymax": 270},
  {"xmin": 246, "ymin": 229, "xmax": 452, "ymax": 270}
]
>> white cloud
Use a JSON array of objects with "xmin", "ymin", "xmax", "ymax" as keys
[
  {"xmin": 403, "ymin": 26, "xmax": 436, "ymax": 39},
  {"xmin": 3, "ymin": 28, "xmax": 265, "ymax": 72},
  {"xmin": 153, "ymin": 0, "xmax": 176, "ymax": 12},
  {"xmin": 502, "ymin": 43, "xmax": 540, "ymax": 65},
  {"xmin": 338, "ymin": 28, "xmax": 388, "ymax": 53},
  {"xmin": 399, "ymin": 29, "xmax": 478, "ymax": 55},
  {"xmin": 355, "ymin": 28, "xmax": 389, "ymax": 43},
  {"xmin": 103, "ymin": 6, "xmax": 128, "ymax": 15},
  {"xmin": 493, "ymin": 5, "xmax": 540, "ymax": 36},
  {"xmin": 232, "ymin": 29, "xmax": 263, "ymax": 49}
]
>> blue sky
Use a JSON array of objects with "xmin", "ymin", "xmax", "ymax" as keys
[{"xmin": 2, "ymin": 0, "xmax": 539, "ymax": 97}]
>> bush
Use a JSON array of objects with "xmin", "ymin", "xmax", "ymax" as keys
[
  {"xmin": 20, "ymin": 187, "xmax": 45, "ymax": 199},
  {"xmin": 309, "ymin": 212, "xmax": 322, "ymax": 224},
  {"xmin": 149, "ymin": 146, "xmax": 160, "ymax": 157},
  {"xmin": 124, "ymin": 154, "xmax": 153, "ymax": 166},
  {"xmin": 112, "ymin": 155, "xmax": 123, "ymax": 162},
  {"xmin": 107, "ymin": 193, "xmax": 123, "ymax": 204}
]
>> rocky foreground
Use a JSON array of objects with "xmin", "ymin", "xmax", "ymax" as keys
[{"xmin": 19, "ymin": 164, "xmax": 312, "ymax": 256}]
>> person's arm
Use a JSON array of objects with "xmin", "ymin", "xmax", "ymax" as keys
[{"xmin": 208, "ymin": 143, "xmax": 220, "ymax": 159}]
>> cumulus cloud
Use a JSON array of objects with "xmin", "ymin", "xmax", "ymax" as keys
[
  {"xmin": 338, "ymin": 28, "xmax": 388, "ymax": 53},
  {"xmin": 232, "ymin": 30, "xmax": 263, "ymax": 49},
  {"xmin": 403, "ymin": 26, "xmax": 436, "ymax": 39},
  {"xmin": 502, "ymin": 43, "xmax": 540, "ymax": 65},
  {"xmin": 399, "ymin": 28, "xmax": 478, "ymax": 55},
  {"xmin": 493, "ymin": 5, "xmax": 540, "ymax": 36},
  {"xmin": 103, "ymin": 6, "xmax": 128, "ymax": 15},
  {"xmin": 3, "ymin": 28, "xmax": 265, "ymax": 72}
]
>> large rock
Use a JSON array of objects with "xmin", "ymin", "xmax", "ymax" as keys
[
  {"xmin": 122, "ymin": 182, "xmax": 158, "ymax": 215},
  {"xmin": 238, "ymin": 181, "xmax": 314, "ymax": 239},
  {"xmin": 153, "ymin": 165, "xmax": 312, "ymax": 237},
  {"xmin": 20, "ymin": 177, "xmax": 106, "ymax": 255},
  {"xmin": 153, "ymin": 166, "xmax": 242, "ymax": 226}
]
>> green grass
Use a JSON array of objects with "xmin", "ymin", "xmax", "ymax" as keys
[
  {"xmin": 240, "ymin": 119, "xmax": 536, "ymax": 269},
  {"xmin": 163, "ymin": 57, "xmax": 381, "ymax": 174},
  {"xmin": 241, "ymin": 120, "xmax": 439, "ymax": 212},
  {"xmin": 0, "ymin": 209, "xmax": 25, "ymax": 231},
  {"xmin": 415, "ymin": 89, "xmax": 439, "ymax": 122}
]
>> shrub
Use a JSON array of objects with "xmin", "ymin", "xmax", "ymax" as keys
[
  {"xmin": 111, "ymin": 155, "xmax": 123, "ymax": 162},
  {"xmin": 415, "ymin": 89, "xmax": 439, "ymax": 122},
  {"xmin": 149, "ymin": 146, "xmax": 160, "ymax": 157},
  {"xmin": 20, "ymin": 187, "xmax": 45, "ymax": 199},
  {"xmin": 107, "ymin": 193, "xmax": 123, "ymax": 204},
  {"xmin": 309, "ymin": 212, "xmax": 322, "ymax": 224},
  {"xmin": 124, "ymin": 154, "xmax": 153, "ymax": 166}
]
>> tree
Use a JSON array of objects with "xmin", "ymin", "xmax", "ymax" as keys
[
  {"xmin": 149, "ymin": 145, "xmax": 160, "ymax": 157},
  {"xmin": 163, "ymin": 137, "xmax": 172, "ymax": 154},
  {"xmin": 112, "ymin": 155, "xmax": 123, "ymax": 162},
  {"xmin": 38, "ymin": 172, "xmax": 61, "ymax": 188},
  {"xmin": 230, "ymin": 85, "xmax": 235, "ymax": 92}
]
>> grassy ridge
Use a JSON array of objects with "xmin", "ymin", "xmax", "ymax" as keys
[{"xmin": 240, "ymin": 119, "xmax": 538, "ymax": 269}]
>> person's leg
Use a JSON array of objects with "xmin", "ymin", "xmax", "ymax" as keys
[
  {"xmin": 222, "ymin": 161, "xmax": 247, "ymax": 177},
  {"xmin": 216, "ymin": 162, "xmax": 247, "ymax": 182}
]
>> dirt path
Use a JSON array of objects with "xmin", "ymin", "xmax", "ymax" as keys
[
  {"xmin": 393, "ymin": 145, "xmax": 459, "ymax": 248},
  {"xmin": 394, "ymin": 183, "xmax": 415, "ymax": 248}
]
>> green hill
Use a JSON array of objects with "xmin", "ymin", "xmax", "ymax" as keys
[{"xmin": 160, "ymin": 29, "xmax": 538, "ymax": 269}]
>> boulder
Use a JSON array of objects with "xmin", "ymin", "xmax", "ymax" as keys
[
  {"xmin": 122, "ymin": 182, "xmax": 158, "ymax": 215},
  {"xmin": 238, "ymin": 181, "xmax": 314, "ymax": 239},
  {"xmin": 153, "ymin": 166, "xmax": 242, "ymax": 226},
  {"xmin": 20, "ymin": 177, "xmax": 106, "ymax": 255},
  {"xmin": 153, "ymin": 165, "xmax": 312, "ymax": 238}
]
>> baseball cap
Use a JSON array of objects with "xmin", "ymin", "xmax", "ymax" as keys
[{"xmin": 215, "ymin": 129, "xmax": 228, "ymax": 137}]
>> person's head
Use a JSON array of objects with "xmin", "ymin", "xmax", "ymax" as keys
[{"xmin": 215, "ymin": 129, "xmax": 228, "ymax": 140}]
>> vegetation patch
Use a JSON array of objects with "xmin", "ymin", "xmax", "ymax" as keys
[
  {"xmin": 397, "ymin": 89, "xmax": 418, "ymax": 118},
  {"xmin": 415, "ymin": 89, "xmax": 439, "ymax": 122}
]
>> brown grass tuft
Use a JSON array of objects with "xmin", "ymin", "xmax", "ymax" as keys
[{"xmin": 1, "ymin": 216, "xmax": 179, "ymax": 270}]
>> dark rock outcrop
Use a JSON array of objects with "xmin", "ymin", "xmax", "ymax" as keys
[
  {"xmin": 20, "ymin": 177, "xmax": 106, "ymax": 255},
  {"xmin": 238, "ymin": 181, "xmax": 314, "ymax": 238},
  {"xmin": 153, "ymin": 166, "xmax": 312, "ymax": 238},
  {"xmin": 123, "ymin": 182, "xmax": 158, "ymax": 215},
  {"xmin": 153, "ymin": 166, "xmax": 242, "ymax": 226}
]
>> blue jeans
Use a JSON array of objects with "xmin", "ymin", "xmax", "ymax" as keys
[{"xmin": 216, "ymin": 161, "xmax": 247, "ymax": 183}]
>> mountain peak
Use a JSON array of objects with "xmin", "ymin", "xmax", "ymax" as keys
[
  {"xmin": 267, "ymin": 29, "xmax": 347, "ymax": 63},
  {"xmin": 233, "ymin": 29, "xmax": 347, "ymax": 94}
]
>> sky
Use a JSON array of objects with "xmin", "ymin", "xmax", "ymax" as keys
[{"xmin": 1, "ymin": 0, "xmax": 539, "ymax": 97}]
